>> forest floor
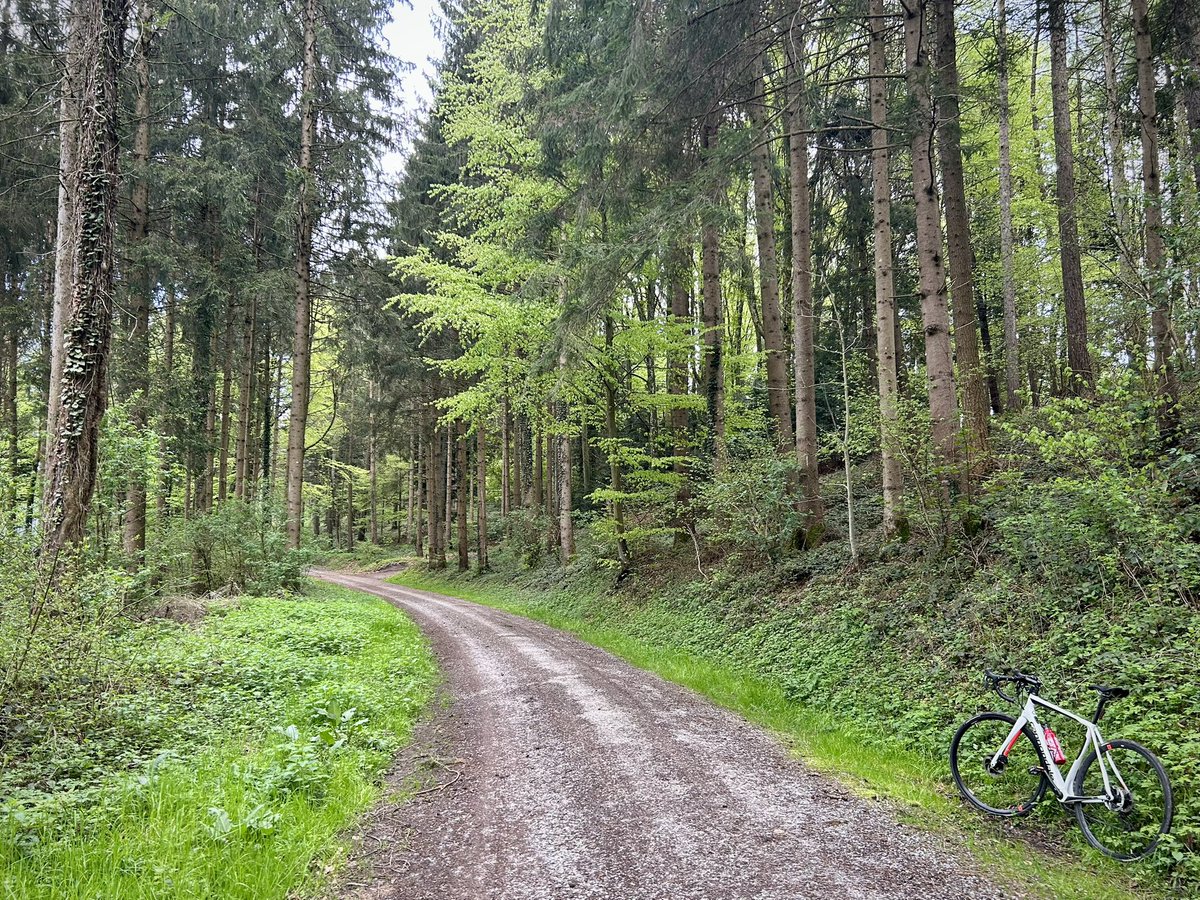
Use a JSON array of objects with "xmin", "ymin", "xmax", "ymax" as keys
[
  {"xmin": 316, "ymin": 568, "xmax": 1093, "ymax": 900},
  {"xmin": 0, "ymin": 583, "xmax": 436, "ymax": 900}
]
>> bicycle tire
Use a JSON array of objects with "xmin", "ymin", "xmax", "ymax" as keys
[
  {"xmin": 950, "ymin": 711, "xmax": 1048, "ymax": 817},
  {"xmin": 1072, "ymin": 738, "xmax": 1173, "ymax": 861}
]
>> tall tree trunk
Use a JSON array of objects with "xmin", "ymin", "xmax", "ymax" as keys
[
  {"xmin": 1101, "ymin": 0, "xmax": 1132, "ymax": 266},
  {"xmin": 785, "ymin": 26, "xmax": 822, "ymax": 538},
  {"xmin": 1183, "ymin": 14, "xmax": 1200, "ymax": 192},
  {"xmin": 476, "ymin": 423, "xmax": 488, "ymax": 571},
  {"xmin": 268, "ymin": 347, "xmax": 282, "ymax": 504},
  {"xmin": 499, "ymin": 396, "xmax": 510, "ymax": 519},
  {"xmin": 668, "ymin": 251, "xmax": 690, "ymax": 465},
  {"xmin": 532, "ymin": 422, "xmax": 543, "ymax": 512},
  {"xmin": 369, "ymin": 381, "xmax": 378, "ymax": 543},
  {"xmin": 1132, "ymin": 0, "xmax": 1180, "ymax": 420},
  {"xmin": 413, "ymin": 430, "xmax": 424, "ymax": 556},
  {"xmin": 747, "ymin": 48, "xmax": 794, "ymax": 448},
  {"xmin": 997, "ymin": 0, "xmax": 1022, "ymax": 410},
  {"xmin": 41, "ymin": 0, "xmax": 128, "ymax": 555},
  {"xmin": 443, "ymin": 426, "xmax": 452, "ymax": 552},
  {"xmin": 903, "ymin": 0, "xmax": 958, "ymax": 471},
  {"xmin": 555, "ymin": 350, "xmax": 573, "ymax": 564},
  {"xmin": 345, "ymin": 441, "xmax": 355, "ymax": 552},
  {"xmin": 545, "ymin": 426, "xmax": 558, "ymax": 554},
  {"xmin": 234, "ymin": 294, "xmax": 257, "ymax": 500},
  {"xmin": 45, "ymin": 0, "xmax": 85, "ymax": 450},
  {"xmin": 700, "ymin": 117, "xmax": 726, "ymax": 464},
  {"xmin": 285, "ymin": 0, "xmax": 317, "ymax": 548},
  {"xmin": 235, "ymin": 189, "xmax": 262, "ymax": 501},
  {"xmin": 405, "ymin": 431, "xmax": 415, "ymax": 543},
  {"xmin": 5, "ymin": 306, "xmax": 17, "ymax": 508},
  {"xmin": 121, "ymin": 0, "xmax": 152, "ymax": 562},
  {"xmin": 217, "ymin": 300, "xmax": 234, "ymax": 503},
  {"xmin": 1048, "ymin": 0, "xmax": 1093, "ymax": 392},
  {"xmin": 429, "ymin": 420, "xmax": 446, "ymax": 569},
  {"xmin": 603, "ymin": 316, "xmax": 630, "ymax": 570},
  {"xmin": 198, "ymin": 326, "xmax": 216, "ymax": 513},
  {"xmin": 156, "ymin": 283, "xmax": 175, "ymax": 520},
  {"xmin": 934, "ymin": 0, "xmax": 989, "ymax": 459},
  {"xmin": 870, "ymin": 0, "xmax": 904, "ymax": 538},
  {"xmin": 456, "ymin": 419, "xmax": 468, "ymax": 571}
]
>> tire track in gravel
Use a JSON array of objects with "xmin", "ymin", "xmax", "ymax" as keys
[{"xmin": 315, "ymin": 569, "xmax": 1024, "ymax": 900}]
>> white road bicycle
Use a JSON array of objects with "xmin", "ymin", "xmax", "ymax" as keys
[{"xmin": 949, "ymin": 670, "xmax": 1172, "ymax": 861}]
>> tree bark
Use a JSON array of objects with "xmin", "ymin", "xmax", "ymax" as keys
[
  {"xmin": 405, "ymin": 431, "xmax": 415, "ymax": 543},
  {"xmin": 533, "ymin": 422, "xmax": 543, "ymax": 512},
  {"xmin": 747, "ymin": 48, "xmax": 794, "ymax": 448},
  {"xmin": 785, "ymin": 26, "xmax": 822, "ymax": 538},
  {"xmin": 285, "ymin": 0, "xmax": 317, "ymax": 548},
  {"xmin": 997, "ymin": 0, "xmax": 1022, "ymax": 410},
  {"xmin": 603, "ymin": 316, "xmax": 629, "ymax": 569},
  {"xmin": 430, "ymin": 421, "xmax": 446, "ymax": 569},
  {"xmin": 235, "ymin": 187, "xmax": 263, "ymax": 500},
  {"xmin": 555, "ymin": 350, "xmax": 573, "ymax": 564},
  {"xmin": 456, "ymin": 419, "xmax": 469, "ymax": 571},
  {"xmin": 45, "ymin": 0, "xmax": 85, "ymax": 449},
  {"xmin": 156, "ymin": 282, "xmax": 175, "ymax": 520},
  {"xmin": 41, "ymin": 0, "xmax": 129, "ymax": 555},
  {"xmin": 476, "ymin": 423, "xmax": 489, "ymax": 571},
  {"xmin": 1048, "ymin": 0, "xmax": 1093, "ymax": 392},
  {"xmin": 934, "ymin": 0, "xmax": 989, "ymax": 458},
  {"xmin": 700, "ymin": 118, "xmax": 726, "ymax": 464},
  {"xmin": 870, "ymin": 0, "xmax": 904, "ymax": 538},
  {"xmin": 1132, "ymin": 0, "xmax": 1180, "ymax": 419},
  {"xmin": 443, "ymin": 426, "xmax": 452, "ymax": 551},
  {"xmin": 668, "ymin": 250, "xmax": 690, "ymax": 467},
  {"xmin": 414, "ymin": 429, "xmax": 424, "ymax": 556},
  {"xmin": 902, "ymin": 0, "xmax": 958, "ymax": 471},
  {"xmin": 122, "ymin": 0, "xmax": 152, "ymax": 562},
  {"xmin": 368, "ymin": 381, "xmax": 378, "ymax": 543},
  {"xmin": 234, "ymin": 294, "xmax": 257, "ymax": 500},
  {"xmin": 217, "ymin": 300, "xmax": 234, "ymax": 503},
  {"xmin": 500, "ymin": 396, "xmax": 511, "ymax": 519}
]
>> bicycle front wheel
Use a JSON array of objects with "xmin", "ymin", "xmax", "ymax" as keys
[
  {"xmin": 950, "ymin": 712, "xmax": 1048, "ymax": 817},
  {"xmin": 1072, "ymin": 738, "xmax": 1173, "ymax": 861}
]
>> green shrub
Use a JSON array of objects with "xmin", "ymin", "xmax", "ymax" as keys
[
  {"xmin": 698, "ymin": 449, "xmax": 800, "ymax": 562},
  {"xmin": 156, "ymin": 500, "xmax": 310, "ymax": 596}
]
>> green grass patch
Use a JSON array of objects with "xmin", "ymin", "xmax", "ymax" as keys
[
  {"xmin": 389, "ymin": 566, "xmax": 1155, "ymax": 900},
  {"xmin": 0, "ymin": 583, "xmax": 437, "ymax": 900}
]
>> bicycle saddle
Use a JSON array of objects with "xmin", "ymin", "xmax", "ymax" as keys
[{"xmin": 1090, "ymin": 685, "xmax": 1130, "ymax": 699}]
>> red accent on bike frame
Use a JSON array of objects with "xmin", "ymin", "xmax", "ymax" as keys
[{"xmin": 1004, "ymin": 732, "xmax": 1021, "ymax": 756}]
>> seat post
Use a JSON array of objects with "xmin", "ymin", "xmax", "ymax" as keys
[{"xmin": 1094, "ymin": 696, "xmax": 1108, "ymax": 723}]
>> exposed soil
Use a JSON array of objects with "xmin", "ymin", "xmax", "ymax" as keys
[{"xmin": 315, "ymin": 569, "xmax": 1025, "ymax": 900}]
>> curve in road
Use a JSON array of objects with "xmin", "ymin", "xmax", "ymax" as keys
[{"xmin": 315, "ymin": 569, "xmax": 1020, "ymax": 900}]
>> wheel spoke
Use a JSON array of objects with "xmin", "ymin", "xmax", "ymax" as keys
[
  {"xmin": 951, "ymin": 714, "xmax": 1045, "ymax": 817},
  {"xmin": 1073, "ymin": 741, "xmax": 1171, "ymax": 860}
]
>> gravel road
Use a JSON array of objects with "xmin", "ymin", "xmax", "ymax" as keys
[{"xmin": 315, "ymin": 569, "xmax": 1023, "ymax": 900}]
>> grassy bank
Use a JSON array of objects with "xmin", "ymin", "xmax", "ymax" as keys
[
  {"xmin": 0, "ymin": 583, "xmax": 436, "ymax": 900},
  {"xmin": 388, "ymin": 559, "xmax": 1172, "ymax": 900}
]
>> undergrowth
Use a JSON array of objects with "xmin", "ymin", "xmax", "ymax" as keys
[
  {"xmin": 389, "ymin": 547, "xmax": 1196, "ymax": 899},
  {"xmin": 0, "ymin": 582, "xmax": 436, "ymax": 900}
]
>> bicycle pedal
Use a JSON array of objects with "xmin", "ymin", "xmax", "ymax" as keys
[{"xmin": 1028, "ymin": 767, "xmax": 1045, "ymax": 776}]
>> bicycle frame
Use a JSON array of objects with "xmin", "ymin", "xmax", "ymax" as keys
[{"xmin": 990, "ymin": 693, "xmax": 1128, "ymax": 804}]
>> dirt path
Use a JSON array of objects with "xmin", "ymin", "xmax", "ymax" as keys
[{"xmin": 316, "ymin": 569, "xmax": 1022, "ymax": 900}]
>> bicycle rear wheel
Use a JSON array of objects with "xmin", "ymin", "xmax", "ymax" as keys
[
  {"xmin": 950, "ymin": 712, "xmax": 1048, "ymax": 817},
  {"xmin": 1072, "ymin": 738, "xmax": 1172, "ymax": 861}
]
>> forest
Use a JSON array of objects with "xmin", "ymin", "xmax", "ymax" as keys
[{"xmin": 1, "ymin": 0, "xmax": 1199, "ymax": 895}]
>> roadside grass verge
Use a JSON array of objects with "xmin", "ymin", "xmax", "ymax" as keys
[
  {"xmin": 389, "ymin": 566, "xmax": 1154, "ymax": 900},
  {"xmin": 0, "ymin": 582, "xmax": 436, "ymax": 900}
]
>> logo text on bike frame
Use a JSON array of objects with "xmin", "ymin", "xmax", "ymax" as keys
[{"xmin": 991, "ymin": 693, "xmax": 1127, "ymax": 804}]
